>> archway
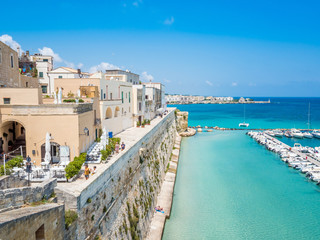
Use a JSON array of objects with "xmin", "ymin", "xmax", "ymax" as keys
[
  {"xmin": 115, "ymin": 106, "xmax": 120, "ymax": 117},
  {"xmin": 41, "ymin": 142, "xmax": 60, "ymax": 163},
  {"xmin": 0, "ymin": 120, "xmax": 26, "ymax": 158},
  {"xmin": 105, "ymin": 107, "xmax": 112, "ymax": 119}
]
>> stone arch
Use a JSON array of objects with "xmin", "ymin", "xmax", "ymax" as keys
[
  {"xmin": 115, "ymin": 106, "xmax": 120, "ymax": 117},
  {"xmin": 0, "ymin": 119, "xmax": 27, "ymax": 157},
  {"xmin": 105, "ymin": 107, "xmax": 112, "ymax": 119}
]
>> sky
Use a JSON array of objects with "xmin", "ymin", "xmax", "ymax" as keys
[{"xmin": 1, "ymin": 0, "xmax": 320, "ymax": 97}]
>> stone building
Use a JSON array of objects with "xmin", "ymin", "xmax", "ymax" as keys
[{"xmin": 0, "ymin": 41, "xmax": 20, "ymax": 87}]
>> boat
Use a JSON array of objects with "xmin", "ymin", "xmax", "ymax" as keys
[
  {"xmin": 291, "ymin": 128, "xmax": 304, "ymax": 138},
  {"xmin": 265, "ymin": 130, "xmax": 275, "ymax": 137},
  {"xmin": 239, "ymin": 104, "xmax": 249, "ymax": 127},
  {"xmin": 312, "ymin": 130, "xmax": 320, "ymax": 139},
  {"xmin": 303, "ymin": 131, "xmax": 313, "ymax": 138},
  {"xmin": 273, "ymin": 130, "xmax": 283, "ymax": 137},
  {"xmin": 284, "ymin": 131, "xmax": 293, "ymax": 138}
]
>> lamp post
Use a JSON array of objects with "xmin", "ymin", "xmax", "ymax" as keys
[
  {"xmin": 26, "ymin": 155, "xmax": 31, "ymax": 186},
  {"xmin": 3, "ymin": 154, "xmax": 6, "ymax": 176}
]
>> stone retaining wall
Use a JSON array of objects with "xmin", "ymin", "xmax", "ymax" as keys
[
  {"xmin": 0, "ymin": 178, "xmax": 56, "ymax": 210},
  {"xmin": 0, "ymin": 175, "xmax": 28, "ymax": 189}
]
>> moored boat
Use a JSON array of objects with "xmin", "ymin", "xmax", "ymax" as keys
[{"xmin": 291, "ymin": 129, "xmax": 304, "ymax": 138}]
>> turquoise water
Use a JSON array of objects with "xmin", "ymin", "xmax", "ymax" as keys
[
  {"xmin": 163, "ymin": 131, "xmax": 320, "ymax": 240},
  {"xmin": 163, "ymin": 99, "xmax": 320, "ymax": 240},
  {"xmin": 171, "ymin": 97, "xmax": 320, "ymax": 129}
]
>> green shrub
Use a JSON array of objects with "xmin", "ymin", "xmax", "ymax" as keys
[
  {"xmin": 65, "ymin": 153, "xmax": 87, "ymax": 180},
  {"xmin": 87, "ymin": 198, "xmax": 92, "ymax": 203},
  {"xmin": 65, "ymin": 210, "xmax": 78, "ymax": 229},
  {"xmin": 0, "ymin": 156, "xmax": 23, "ymax": 176}
]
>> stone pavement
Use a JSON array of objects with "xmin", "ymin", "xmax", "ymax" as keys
[{"xmin": 147, "ymin": 134, "xmax": 182, "ymax": 240}]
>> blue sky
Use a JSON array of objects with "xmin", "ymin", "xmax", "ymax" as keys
[{"xmin": 1, "ymin": 0, "xmax": 320, "ymax": 97}]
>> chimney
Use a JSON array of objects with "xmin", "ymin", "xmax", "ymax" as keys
[
  {"xmin": 26, "ymin": 50, "xmax": 30, "ymax": 57},
  {"xmin": 17, "ymin": 47, "xmax": 20, "ymax": 57}
]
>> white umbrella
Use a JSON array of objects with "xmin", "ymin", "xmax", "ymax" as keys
[
  {"xmin": 44, "ymin": 132, "xmax": 51, "ymax": 164},
  {"xmin": 53, "ymin": 92, "xmax": 57, "ymax": 104},
  {"xmin": 58, "ymin": 88, "xmax": 62, "ymax": 104},
  {"xmin": 101, "ymin": 127, "xmax": 107, "ymax": 150}
]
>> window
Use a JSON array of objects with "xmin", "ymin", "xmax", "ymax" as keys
[
  {"xmin": 121, "ymin": 91, "xmax": 124, "ymax": 103},
  {"xmin": 129, "ymin": 92, "xmax": 131, "ymax": 103},
  {"xmin": 10, "ymin": 54, "xmax": 14, "ymax": 68},
  {"xmin": 139, "ymin": 102, "xmax": 142, "ymax": 111},
  {"xmin": 0, "ymin": 47, "xmax": 2, "ymax": 64},
  {"xmin": 43, "ymin": 59, "xmax": 48, "ymax": 62},
  {"xmin": 58, "ymin": 76, "xmax": 62, "ymax": 79},
  {"xmin": 3, "ymin": 98, "xmax": 10, "ymax": 104},
  {"xmin": 41, "ymin": 86, "xmax": 47, "ymax": 93},
  {"xmin": 110, "ymin": 93, "xmax": 112, "ymax": 100},
  {"xmin": 39, "ymin": 72, "xmax": 44, "ymax": 78},
  {"xmin": 104, "ymin": 93, "xmax": 106, "ymax": 99},
  {"xmin": 26, "ymin": 82, "xmax": 28, "ymax": 88}
]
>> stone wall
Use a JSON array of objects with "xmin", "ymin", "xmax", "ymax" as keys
[
  {"xmin": 57, "ymin": 109, "xmax": 177, "ymax": 240},
  {"xmin": 0, "ymin": 203, "xmax": 65, "ymax": 240},
  {"xmin": 176, "ymin": 111, "xmax": 188, "ymax": 133},
  {"xmin": 0, "ymin": 175, "xmax": 28, "ymax": 189},
  {"xmin": 0, "ymin": 178, "xmax": 56, "ymax": 210}
]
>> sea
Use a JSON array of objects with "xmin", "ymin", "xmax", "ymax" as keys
[{"xmin": 163, "ymin": 98, "xmax": 320, "ymax": 240}]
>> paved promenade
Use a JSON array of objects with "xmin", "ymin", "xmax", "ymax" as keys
[{"xmin": 147, "ymin": 134, "xmax": 182, "ymax": 240}]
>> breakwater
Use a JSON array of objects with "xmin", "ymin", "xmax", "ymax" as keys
[{"xmin": 248, "ymin": 131, "xmax": 320, "ymax": 183}]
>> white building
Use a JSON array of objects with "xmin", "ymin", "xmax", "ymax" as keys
[
  {"xmin": 132, "ymin": 85, "xmax": 146, "ymax": 126},
  {"xmin": 105, "ymin": 69, "xmax": 139, "ymax": 85},
  {"xmin": 30, "ymin": 54, "xmax": 53, "ymax": 94}
]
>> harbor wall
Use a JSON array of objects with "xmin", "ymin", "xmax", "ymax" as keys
[{"xmin": 57, "ymin": 110, "xmax": 177, "ymax": 240}]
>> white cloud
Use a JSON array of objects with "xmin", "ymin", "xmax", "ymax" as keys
[
  {"xmin": 231, "ymin": 82, "xmax": 238, "ymax": 87},
  {"xmin": 141, "ymin": 71, "xmax": 154, "ymax": 82},
  {"xmin": 205, "ymin": 80, "xmax": 213, "ymax": 86},
  {"xmin": 0, "ymin": 34, "xmax": 22, "ymax": 52},
  {"xmin": 164, "ymin": 16, "xmax": 174, "ymax": 25},
  {"xmin": 132, "ymin": 0, "xmax": 142, "ymax": 7},
  {"xmin": 89, "ymin": 62, "xmax": 120, "ymax": 73},
  {"xmin": 38, "ymin": 47, "xmax": 63, "ymax": 62}
]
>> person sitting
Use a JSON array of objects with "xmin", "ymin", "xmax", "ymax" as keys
[
  {"xmin": 92, "ymin": 166, "xmax": 97, "ymax": 175},
  {"xmin": 121, "ymin": 142, "xmax": 125, "ymax": 151}
]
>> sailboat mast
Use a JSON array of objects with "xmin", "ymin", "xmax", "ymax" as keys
[{"xmin": 307, "ymin": 102, "xmax": 311, "ymax": 130}]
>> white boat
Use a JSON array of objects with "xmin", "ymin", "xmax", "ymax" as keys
[
  {"xmin": 265, "ymin": 130, "xmax": 275, "ymax": 137},
  {"xmin": 291, "ymin": 128, "xmax": 304, "ymax": 138},
  {"xmin": 284, "ymin": 131, "xmax": 293, "ymax": 138},
  {"xmin": 273, "ymin": 130, "xmax": 284, "ymax": 137},
  {"xmin": 303, "ymin": 132, "xmax": 313, "ymax": 138},
  {"xmin": 239, "ymin": 105, "xmax": 249, "ymax": 127},
  {"xmin": 312, "ymin": 130, "xmax": 320, "ymax": 139}
]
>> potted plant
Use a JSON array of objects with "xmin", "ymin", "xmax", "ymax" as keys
[
  {"xmin": 147, "ymin": 119, "xmax": 150, "ymax": 125},
  {"xmin": 137, "ymin": 121, "xmax": 141, "ymax": 127},
  {"xmin": 141, "ymin": 122, "xmax": 145, "ymax": 128}
]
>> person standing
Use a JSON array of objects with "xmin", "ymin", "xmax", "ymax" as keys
[{"xmin": 84, "ymin": 164, "xmax": 90, "ymax": 180}]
